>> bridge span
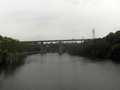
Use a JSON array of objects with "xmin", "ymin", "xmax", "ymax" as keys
[
  {"xmin": 21, "ymin": 39, "xmax": 89, "ymax": 54},
  {"xmin": 21, "ymin": 39, "xmax": 86, "ymax": 42}
]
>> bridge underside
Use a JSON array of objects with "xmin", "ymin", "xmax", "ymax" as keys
[
  {"xmin": 21, "ymin": 39, "xmax": 86, "ymax": 54},
  {"xmin": 40, "ymin": 41, "xmax": 63, "ymax": 54}
]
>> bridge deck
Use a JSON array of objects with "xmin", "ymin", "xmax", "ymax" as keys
[{"xmin": 20, "ymin": 39, "xmax": 89, "ymax": 42}]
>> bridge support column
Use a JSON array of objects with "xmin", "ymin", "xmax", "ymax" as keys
[
  {"xmin": 41, "ymin": 42, "xmax": 43, "ymax": 54},
  {"xmin": 45, "ymin": 46, "xmax": 47, "ymax": 54},
  {"xmin": 59, "ymin": 41, "xmax": 63, "ymax": 55}
]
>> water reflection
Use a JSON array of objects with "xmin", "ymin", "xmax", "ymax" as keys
[
  {"xmin": 0, "ymin": 53, "xmax": 120, "ymax": 90},
  {"xmin": 0, "ymin": 56, "xmax": 26, "ymax": 80}
]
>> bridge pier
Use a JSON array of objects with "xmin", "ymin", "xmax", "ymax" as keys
[
  {"xmin": 41, "ymin": 42, "xmax": 43, "ymax": 54},
  {"xmin": 59, "ymin": 41, "xmax": 63, "ymax": 55},
  {"xmin": 45, "ymin": 45, "xmax": 47, "ymax": 54}
]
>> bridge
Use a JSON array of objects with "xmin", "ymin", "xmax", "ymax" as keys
[{"xmin": 21, "ymin": 39, "xmax": 90, "ymax": 54}]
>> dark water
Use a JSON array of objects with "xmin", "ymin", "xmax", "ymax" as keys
[{"xmin": 0, "ymin": 53, "xmax": 120, "ymax": 90}]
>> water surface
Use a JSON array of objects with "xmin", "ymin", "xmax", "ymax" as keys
[{"xmin": 0, "ymin": 53, "xmax": 120, "ymax": 90}]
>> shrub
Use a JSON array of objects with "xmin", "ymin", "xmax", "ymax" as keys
[{"xmin": 0, "ymin": 50, "xmax": 8, "ymax": 64}]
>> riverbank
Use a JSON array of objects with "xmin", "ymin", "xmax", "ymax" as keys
[{"xmin": 6, "ymin": 51, "xmax": 40, "ymax": 61}]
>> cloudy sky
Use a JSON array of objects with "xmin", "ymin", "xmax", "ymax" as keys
[{"xmin": 0, "ymin": 0, "xmax": 120, "ymax": 41}]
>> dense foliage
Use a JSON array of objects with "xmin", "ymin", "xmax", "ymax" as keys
[
  {"xmin": 0, "ymin": 50, "xmax": 8, "ymax": 64},
  {"xmin": 68, "ymin": 30, "xmax": 120, "ymax": 61},
  {"xmin": 0, "ymin": 35, "xmax": 39, "ymax": 64}
]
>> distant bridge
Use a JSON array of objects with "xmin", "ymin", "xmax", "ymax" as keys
[{"xmin": 21, "ymin": 39, "xmax": 91, "ymax": 54}]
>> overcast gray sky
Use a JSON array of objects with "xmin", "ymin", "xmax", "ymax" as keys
[{"xmin": 0, "ymin": 0, "xmax": 120, "ymax": 41}]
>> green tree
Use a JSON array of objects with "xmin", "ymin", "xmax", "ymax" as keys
[
  {"xmin": 105, "ymin": 32, "xmax": 114, "ymax": 43},
  {"xmin": 108, "ymin": 44, "xmax": 120, "ymax": 60},
  {"xmin": 0, "ymin": 50, "xmax": 8, "ymax": 64},
  {"xmin": 68, "ymin": 43, "xmax": 79, "ymax": 55},
  {"xmin": 95, "ymin": 39, "xmax": 110, "ymax": 58}
]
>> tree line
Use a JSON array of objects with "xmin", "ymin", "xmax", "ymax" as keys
[
  {"xmin": 0, "ymin": 35, "xmax": 39, "ymax": 64},
  {"xmin": 68, "ymin": 30, "xmax": 120, "ymax": 61},
  {"xmin": 1, "ymin": 30, "xmax": 120, "ymax": 63}
]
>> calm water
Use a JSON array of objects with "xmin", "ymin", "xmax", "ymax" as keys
[{"xmin": 0, "ymin": 53, "xmax": 120, "ymax": 90}]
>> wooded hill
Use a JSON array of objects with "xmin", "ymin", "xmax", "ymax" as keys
[{"xmin": 68, "ymin": 30, "xmax": 120, "ymax": 61}]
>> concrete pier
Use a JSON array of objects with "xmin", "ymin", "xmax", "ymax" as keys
[
  {"xmin": 41, "ymin": 42, "xmax": 43, "ymax": 54},
  {"xmin": 45, "ymin": 46, "xmax": 47, "ymax": 54},
  {"xmin": 59, "ymin": 41, "xmax": 63, "ymax": 54}
]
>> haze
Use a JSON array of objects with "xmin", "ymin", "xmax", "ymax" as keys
[{"xmin": 0, "ymin": 0, "xmax": 120, "ymax": 41}]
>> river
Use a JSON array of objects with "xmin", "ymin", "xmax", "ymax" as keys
[{"xmin": 0, "ymin": 53, "xmax": 120, "ymax": 90}]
